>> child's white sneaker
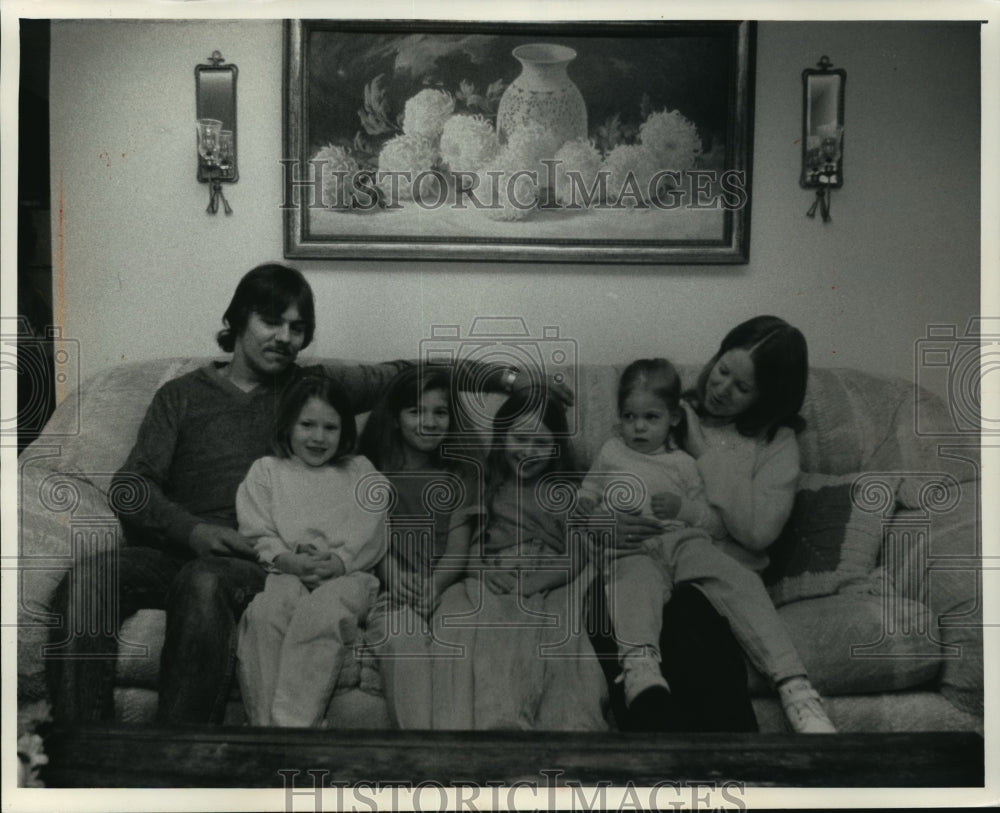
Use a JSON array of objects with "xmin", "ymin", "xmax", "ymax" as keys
[
  {"xmin": 619, "ymin": 654, "xmax": 670, "ymax": 707},
  {"xmin": 779, "ymin": 677, "xmax": 837, "ymax": 733}
]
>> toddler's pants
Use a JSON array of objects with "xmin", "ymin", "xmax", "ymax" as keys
[{"xmin": 608, "ymin": 528, "xmax": 805, "ymax": 684}]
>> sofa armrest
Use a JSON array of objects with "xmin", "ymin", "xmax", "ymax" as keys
[
  {"xmin": 17, "ymin": 447, "xmax": 125, "ymax": 697},
  {"xmin": 882, "ymin": 478, "xmax": 982, "ymax": 717}
]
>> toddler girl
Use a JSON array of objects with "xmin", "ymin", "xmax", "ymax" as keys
[
  {"xmin": 580, "ymin": 358, "xmax": 835, "ymax": 733},
  {"xmin": 359, "ymin": 367, "xmax": 480, "ymax": 729},
  {"xmin": 235, "ymin": 374, "xmax": 388, "ymax": 727}
]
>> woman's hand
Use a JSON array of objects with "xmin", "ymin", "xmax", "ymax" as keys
[
  {"xmin": 650, "ymin": 491, "xmax": 683, "ymax": 520},
  {"xmin": 589, "ymin": 511, "xmax": 664, "ymax": 558},
  {"xmin": 680, "ymin": 400, "xmax": 708, "ymax": 459}
]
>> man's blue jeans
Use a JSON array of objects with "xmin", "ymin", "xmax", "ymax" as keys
[{"xmin": 46, "ymin": 545, "xmax": 266, "ymax": 724}]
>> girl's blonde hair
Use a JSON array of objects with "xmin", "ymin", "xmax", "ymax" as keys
[{"xmin": 618, "ymin": 358, "xmax": 686, "ymax": 448}]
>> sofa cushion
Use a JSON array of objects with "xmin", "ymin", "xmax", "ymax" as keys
[
  {"xmin": 35, "ymin": 358, "xmax": 205, "ymax": 490},
  {"xmin": 747, "ymin": 593, "xmax": 943, "ymax": 696},
  {"xmin": 115, "ymin": 609, "xmax": 363, "ymax": 693},
  {"xmin": 763, "ymin": 473, "xmax": 895, "ymax": 607}
]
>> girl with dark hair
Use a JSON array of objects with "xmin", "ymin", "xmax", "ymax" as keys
[
  {"xmin": 234, "ymin": 374, "xmax": 388, "ymax": 727},
  {"xmin": 580, "ymin": 357, "xmax": 834, "ymax": 733},
  {"xmin": 359, "ymin": 367, "xmax": 481, "ymax": 729},
  {"xmin": 447, "ymin": 389, "xmax": 607, "ymax": 730}
]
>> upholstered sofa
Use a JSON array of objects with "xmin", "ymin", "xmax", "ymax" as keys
[{"xmin": 17, "ymin": 357, "xmax": 983, "ymax": 733}]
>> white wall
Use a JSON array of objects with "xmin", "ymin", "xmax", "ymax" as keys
[{"xmin": 49, "ymin": 20, "xmax": 981, "ymax": 399}]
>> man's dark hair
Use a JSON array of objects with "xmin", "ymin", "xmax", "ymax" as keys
[{"xmin": 216, "ymin": 263, "xmax": 316, "ymax": 352}]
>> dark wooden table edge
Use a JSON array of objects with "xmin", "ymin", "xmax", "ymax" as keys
[{"xmin": 41, "ymin": 725, "xmax": 986, "ymax": 789}]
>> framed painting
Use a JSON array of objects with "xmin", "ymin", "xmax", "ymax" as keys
[{"xmin": 283, "ymin": 20, "xmax": 755, "ymax": 264}]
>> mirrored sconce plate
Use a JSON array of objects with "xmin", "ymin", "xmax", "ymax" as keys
[
  {"xmin": 195, "ymin": 51, "xmax": 238, "ymax": 184},
  {"xmin": 801, "ymin": 56, "xmax": 845, "ymax": 189}
]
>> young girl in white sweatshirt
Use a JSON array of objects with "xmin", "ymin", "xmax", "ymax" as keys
[{"xmin": 235, "ymin": 374, "xmax": 387, "ymax": 727}]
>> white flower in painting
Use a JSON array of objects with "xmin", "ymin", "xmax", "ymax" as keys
[
  {"xmin": 503, "ymin": 121, "xmax": 564, "ymax": 174},
  {"xmin": 477, "ymin": 150, "xmax": 538, "ymax": 221},
  {"xmin": 602, "ymin": 143, "xmax": 659, "ymax": 206},
  {"xmin": 552, "ymin": 138, "xmax": 603, "ymax": 207},
  {"xmin": 402, "ymin": 88, "xmax": 456, "ymax": 140},
  {"xmin": 311, "ymin": 143, "xmax": 359, "ymax": 209},
  {"xmin": 439, "ymin": 114, "xmax": 498, "ymax": 173},
  {"xmin": 377, "ymin": 133, "xmax": 440, "ymax": 202},
  {"xmin": 638, "ymin": 109, "xmax": 702, "ymax": 172}
]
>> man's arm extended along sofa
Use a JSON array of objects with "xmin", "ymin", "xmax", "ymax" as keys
[{"xmin": 17, "ymin": 358, "xmax": 983, "ymax": 733}]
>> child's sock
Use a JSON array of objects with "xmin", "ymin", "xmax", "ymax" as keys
[{"xmin": 778, "ymin": 676, "xmax": 837, "ymax": 734}]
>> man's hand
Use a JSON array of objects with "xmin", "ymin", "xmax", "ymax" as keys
[
  {"xmin": 650, "ymin": 491, "xmax": 683, "ymax": 520},
  {"xmin": 188, "ymin": 524, "xmax": 257, "ymax": 559},
  {"xmin": 510, "ymin": 369, "xmax": 575, "ymax": 408}
]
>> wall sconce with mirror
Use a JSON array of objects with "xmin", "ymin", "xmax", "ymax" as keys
[
  {"xmin": 195, "ymin": 51, "xmax": 238, "ymax": 214},
  {"xmin": 801, "ymin": 55, "xmax": 845, "ymax": 222}
]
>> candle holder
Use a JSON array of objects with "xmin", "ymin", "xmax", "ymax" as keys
[
  {"xmin": 195, "ymin": 51, "xmax": 238, "ymax": 215},
  {"xmin": 801, "ymin": 56, "xmax": 845, "ymax": 223}
]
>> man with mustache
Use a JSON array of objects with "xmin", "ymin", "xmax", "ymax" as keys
[{"xmin": 46, "ymin": 263, "xmax": 544, "ymax": 725}]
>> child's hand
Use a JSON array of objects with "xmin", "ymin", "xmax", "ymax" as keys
[
  {"xmin": 680, "ymin": 401, "xmax": 707, "ymax": 459},
  {"xmin": 276, "ymin": 549, "xmax": 344, "ymax": 589},
  {"xmin": 304, "ymin": 550, "xmax": 345, "ymax": 583},
  {"xmin": 398, "ymin": 570, "xmax": 429, "ymax": 607},
  {"xmin": 575, "ymin": 495, "xmax": 599, "ymax": 519},
  {"xmin": 651, "ymin": 491, "xmax": 683, "ymax": 520},
  {"xmin": 484, "ymin": 568, "xmax": 518, "ymax": 594},
  {"xmin": 273, "ymin": 551, "xmax": 313, "ymax": 578},
  {"xmin": 518, "ymin": 570, "xmax": 547, "ymax": 597}
]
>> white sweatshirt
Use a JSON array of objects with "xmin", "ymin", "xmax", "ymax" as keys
[
  {"xmin": 579, "ymin": 436, "xmax": 727, "ymax": 540},
  {"xmin": 695, "ymin": 424, "xmax": 800, "ymax": 571},
  {"xmin": 236, "ymin": 454, "xmax": 387, "ymax": 573}
]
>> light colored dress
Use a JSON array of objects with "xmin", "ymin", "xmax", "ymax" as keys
[
  {"xmin": 445, "ymin": 479, "xmax": 608, "ymax": 731},
  {"xmin": 366, "ymin": 468, "xmax": 481, "ymax": 730}
]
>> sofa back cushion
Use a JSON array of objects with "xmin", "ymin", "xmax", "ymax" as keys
[{"xmin": 26, "ymin": 358, "xmax": 970, "ymax": 505}]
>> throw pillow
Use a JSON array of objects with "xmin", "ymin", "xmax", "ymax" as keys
[{"xmin": 763, "ymin": 473, "xmax": 899, "ymax": 607}]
